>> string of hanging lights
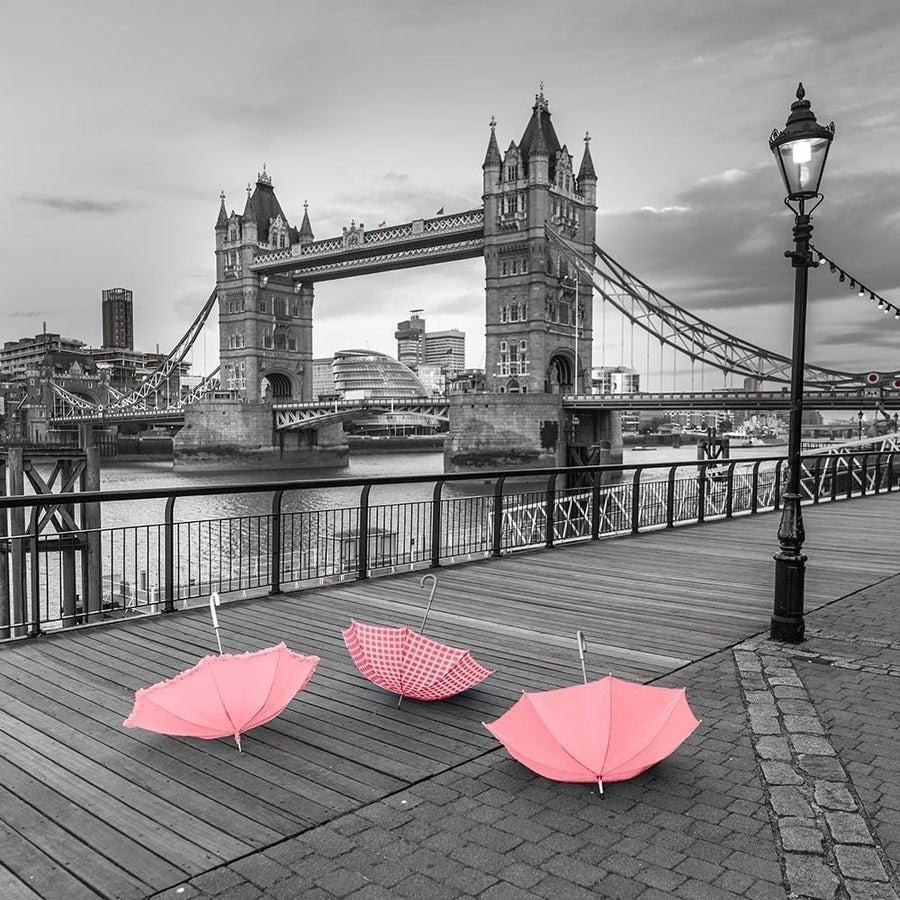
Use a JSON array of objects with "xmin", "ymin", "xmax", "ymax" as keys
[{"xmin": 810, "ymin": 244, "xmax": 900, "ymax": 320}]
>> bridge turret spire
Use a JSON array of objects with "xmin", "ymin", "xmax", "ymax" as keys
[
  {"xmin": 578, "ymin": 131, "xmax": 597, "ymax": 183},
  {"xmin": 299, "ymin": 200, "xmax": 314, "ymax": 243},
  {"xmin": 483, "ymin": 116, "xmax": 502, "ymax": 169},
  {"xmin": 215, "ymin": 190, "xmax": 228, "ymax": 230}
]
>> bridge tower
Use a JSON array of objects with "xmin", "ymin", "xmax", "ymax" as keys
[
  {"xmin": 482, "ymin": 90, "xmax": 597, "ymax": 395},
  {"xmin": 214, "ymin": 167, "xmax": 314, "ymax": 403},
  {"xmin": 174, "ymin": 169, "xmax": 346, "ymax": 469},
  {"xmin": 445, "ymin": 91, "xmax": 611, "ymax": 474}
]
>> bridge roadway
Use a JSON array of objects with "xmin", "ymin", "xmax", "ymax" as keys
[
  {"xmin": 0, "ymin": 492, "xmax": 898, "ymax": 898},
  {"xmin": 50, "ymin": 386, "xmax": 900, "ymax": 427},
  {"xmin": 270, "ymin": 388, "xmax": 900, "ymax": 430}
]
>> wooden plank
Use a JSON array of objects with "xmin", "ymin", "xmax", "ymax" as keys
[
  {"xmin": 0, "ymin": 777, "xmax": 151, "ymax": 900},
  {"xmin": 0, "ymin": 861, "xmax": 44, "ymax": 900},
  {"xmin": 0, "ymin": 652, "xmax": 303, "ymax": 835},
  {"xmin": 27, "ymin": 635, "xmax": 403, "ymax": 805}
]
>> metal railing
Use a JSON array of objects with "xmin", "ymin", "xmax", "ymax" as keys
[{"xmin": 1, "ymin": 451, "xmax": 895, "ymax": 640}]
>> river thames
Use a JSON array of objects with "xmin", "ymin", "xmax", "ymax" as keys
[{"xmin": 93, "ymin": 444, "xmax": 786, "ymax": 529}]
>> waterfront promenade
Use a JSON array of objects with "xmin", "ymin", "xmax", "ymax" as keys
[{"xmin": 1, "ymin": 494, "xmax": 898, "ymax": 899}]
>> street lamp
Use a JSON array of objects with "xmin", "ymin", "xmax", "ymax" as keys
[
  {"xmin": 858, "ymin": 410, "xmax": 864, "ymax": 441},
  {"xmin": 769, "ymin": 83, "xmax": 835, "ymax": 643}
]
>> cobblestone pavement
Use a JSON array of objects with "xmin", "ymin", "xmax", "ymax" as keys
[{"xmin": 149, "ymin": 578, "xmax": 900, "ymax": 900}]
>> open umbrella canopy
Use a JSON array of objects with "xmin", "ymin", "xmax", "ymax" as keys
[
  {"xmin": 124, "ymin": 641, "xmax": 319, "ymax": 750},
  {"xmin": 342, "ymin": 620, "xmax": 492, "ymax": 701},
  {"xmin": 484, "ymin": 675, "xmax": 700, "ymax": 792}
]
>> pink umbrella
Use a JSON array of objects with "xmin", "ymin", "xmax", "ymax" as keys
[
  {"xmin": 124, "ymin": 594, "xmax": 319, "ymax": 749},
  {"xmin": 343, "ymin": 574, "xmax": 492, "ymax": 703},
  {"xmin": 484, "ymin": 632, "xmax": 700, "ymax": 792}
]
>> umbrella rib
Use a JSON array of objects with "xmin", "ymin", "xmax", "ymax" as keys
[
  {"xmin": 208, "ymin": 666, "xmax": 242, "ymax": 745},
  {"xmin": 522, "ymin": 693, "xmax": 600, "ymax": 780},
  {"xmin": 602, "ymin": 691, "xmax": 689, "ymax": 776}
]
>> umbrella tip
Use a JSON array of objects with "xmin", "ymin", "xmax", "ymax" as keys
[{"xmin": 235, "ymin": 733, "xmax": 242, "ymax": 751}]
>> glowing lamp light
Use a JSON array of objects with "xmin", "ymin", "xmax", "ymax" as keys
[
  {"xmin": 770, "ymin": 83, "xmax": 835, "ymax": 202},
  {"xmin": 792, "ymin": 141, "xmax": 812, "ymax": 164}
]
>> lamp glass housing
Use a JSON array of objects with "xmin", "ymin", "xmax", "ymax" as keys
[{"xmin": 773, "ymin": 135, "xmax": 831, "ymax": 200}]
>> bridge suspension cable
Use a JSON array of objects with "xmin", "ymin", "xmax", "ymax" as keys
[
  {"xmin": 546, "ymin": 226, "xmax": 865, "ymax": 390},
  {"xmin": 110, "ymin": 287, "xmax": 218, "ymax": 410}
]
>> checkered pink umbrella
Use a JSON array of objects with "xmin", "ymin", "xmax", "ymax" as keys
[{"xmin": 342, "ymin": 575, "xmax": 492, "ymax": 702}]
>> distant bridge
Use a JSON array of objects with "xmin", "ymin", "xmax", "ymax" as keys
[
  {"xmin": 564, "ymin": 389, "xmax": 900, "ymax": 412},
  {"xmin": 272, "ymin": 398, "xmax": 451, "ymax": 431}
]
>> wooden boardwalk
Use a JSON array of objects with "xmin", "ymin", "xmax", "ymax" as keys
[{"xmin": 1, "ymin": 494, "xmax": 899, "ymax": 900}]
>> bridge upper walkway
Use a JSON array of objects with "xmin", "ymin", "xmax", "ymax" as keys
[{"xmin": 0, "ymin": 490, "xmax": 898, "ymax": 898}]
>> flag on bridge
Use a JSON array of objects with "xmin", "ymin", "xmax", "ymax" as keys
[
  {"xmin": 436, "ymin": 207, "xmax": 444, "ymax": 215},
  {"xmin": 377, "ymin": 219, "xmax": 386, "ymax": 227}
]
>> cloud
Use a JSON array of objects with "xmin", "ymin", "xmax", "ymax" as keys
[
  {"xmin": 594, "ymin": 161, "xmax": 900, "ymax": 373},
  {"xmin": 20, "ymin": 195, "xmax": 131, "ymax": 215}
]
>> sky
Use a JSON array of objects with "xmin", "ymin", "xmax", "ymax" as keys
[{"xmin": 3, "ymin": 0, "xmax": 900, "ymax": 392}]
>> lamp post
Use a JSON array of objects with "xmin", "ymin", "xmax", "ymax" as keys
[
  {"xmin": 858, "ymin": 410, "xmax": 864, "ymax": 441},
  {"xmin": 769, "ymin": 83, "xmax": 835, "ymax": 643}
]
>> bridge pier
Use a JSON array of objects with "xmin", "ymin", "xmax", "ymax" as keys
[
  {"xmin": 444, "ymin": 394, "xmax": 622, "ymax": 474},
  {"xmin": 174, "ymin": 397, "xmax": 348, "ymax": 471}
]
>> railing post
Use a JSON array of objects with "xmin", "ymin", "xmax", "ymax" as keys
[
  {"xmin": 270, "ymin": 490, "xmax": 284, "ymax": 594},
  {"xmin": 874, "ymin": 453, "xmax": 882, "ymax": 495},
  {"xmin": 82, "ymin": 447, "xmax": 101, "ymax": 621},
  {"xmin": 591, "ymin": 468, "xmax": 601, "ymax": 540},
  {"xmin": 8, "ymin": 447, "xmax": 26, "ymax": 637},
  {"xmin": 697, "ymin": 464, "xmax": 707, "ymax": 524},
  {"xmin": 860, "ymin": 454, "xmax": 868, "ymax": 497},
  {"xmin": 28, "ymin": 530, "xmax": 41, "ymax": 637},
  {"xmin": 431, "ymin": 480, "xmax": 443, "ymax": 567},
  {"xmin": 830, "ymin": 456, "xmax": 838, "ymax": 502},
  {"xmin": 724, "ymin": 462, "xmax": 736, "ymax": 518},
  {"xmin": 812, "ymin": 457, "xmax": 823, "ymax": 504},
  {"xmin": 631, "ymin": 467, "xmax": 643, "ymax": 534},
  {"xmin": 491, "ymin": 477, "xmax": 506, "ymax": 557},
  {"xmin": 0, "ymin": 457, "xmax": 9, "ymax": 640},
  {"xmin": 773, "ymin": 459, "xmax": 784, "ymax": 510},
  {"xmin": 666, "ymin": 465, "xmax": 677, "ymax": 528},
  {"xmin": 544, "ymin": 474, "xmax": 557, "ymax": 549},
  {"xmin": 846, "ymin": 455, "xmax": 855, "ymax": 500},
  {"xmin": 163, "ymin": 496, "xmax": 176, "ymax": 613},
  {"xmin": 750, "ymin": 460, "xmax": 761, "ymax": 514},
  {"xmin": 358, "ymin": 484, "xmax": 371, "ymax": 580},
  {"xmin": 889, "ymin": 451, "xmax": 896, "ymax": 492}
]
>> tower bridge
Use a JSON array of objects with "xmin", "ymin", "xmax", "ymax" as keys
[{"xmin": 37, "ymin": 89, "xmax": 897, "ymax": 472}]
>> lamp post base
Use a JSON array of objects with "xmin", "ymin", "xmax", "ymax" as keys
[{"xmin": 771, "ymin": 550, "xmax": 807, "ymax": 642}]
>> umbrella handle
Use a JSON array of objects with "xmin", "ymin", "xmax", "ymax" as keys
[
  {"xmin": 418, "ymin": 574, "xmax": 438, "ymax": 634},
  {"xmin": 209, "ymin": 593, "xmax": 223, "ymax": 655},
  {"xmin": 576, "ymin": 630, "xmax": 588, "ymax": 685}
]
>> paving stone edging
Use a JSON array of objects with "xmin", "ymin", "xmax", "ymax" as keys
[{"xmin": 734, "ymin": 641, "xmax": 899, "ymax": 900}]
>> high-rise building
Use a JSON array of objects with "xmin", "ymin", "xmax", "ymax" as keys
[
  {"xmin": 423, "ymin": 328, "xmax": 465, "ymax": 374},
  {"xmin": 101, "ymin": 288, "xmax": 134, "ymax": 350},
  {"xmin": 394, "ymin": 311, "xmax": 426, "ymax": 370},
  {"xmin": 312, "ymin": 357, "xmax": 337, "ymax": 400},
  {"xmin": 0, "ymin": 332, "xmax": 89, "ymax": 379}
]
